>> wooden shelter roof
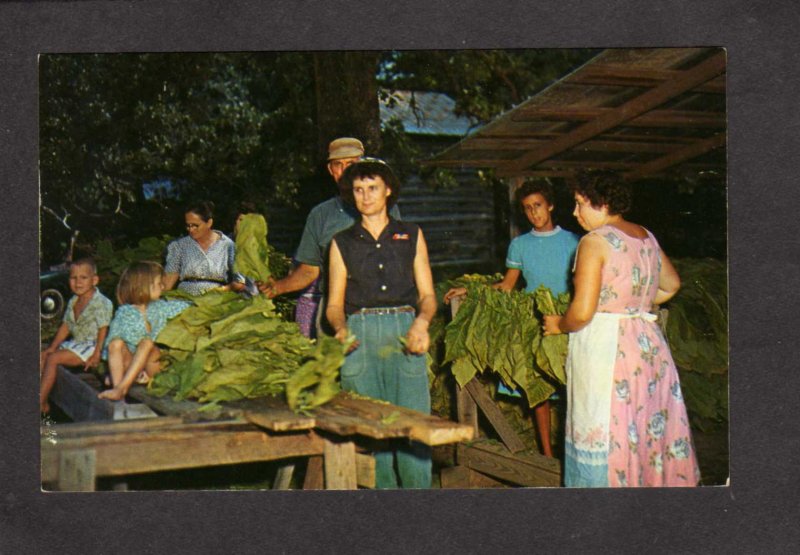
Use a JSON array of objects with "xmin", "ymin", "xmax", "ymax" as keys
[{"xmin": 424, "ymin": 48, "xmax": 726, "ymax": 182}]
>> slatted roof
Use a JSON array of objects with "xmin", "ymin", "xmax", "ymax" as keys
[{"xmin": 424, "ymin": 48, "xmax": 726, "ymax": 182}]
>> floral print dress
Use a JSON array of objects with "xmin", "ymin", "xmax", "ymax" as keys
[{"xmin": 564, "ymin": 225, "xmax": 700, "ymax": 487}]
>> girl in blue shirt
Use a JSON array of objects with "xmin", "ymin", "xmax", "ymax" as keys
[
  {"xmin": 99, "ymin": 261, "xmax": 190, "ymax": 401},
  {"xmin": 445, "ymin": 181, "xmax": 579, "ymax": 457}
]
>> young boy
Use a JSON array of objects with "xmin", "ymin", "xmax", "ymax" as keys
[{"xmin": 40, "ymin": 258, "xmax": 113, "ymax": 413}]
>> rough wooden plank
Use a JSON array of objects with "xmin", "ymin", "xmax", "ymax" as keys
[
  {"xmin": 624, "ymin": 132, "xmax": 726, "ymax": 180},
  {"xmin": 272, "ymin": 464, "xmax": 295, "ymax": 490},
  {"xmin": 457, "ymin": 441, "xmax": 561, "ymax": 487},
  {"xmin": 456, "ymin": 384, "xmax": 479, "ymax": 440},
  {"xmin": 439, "ymin": 465, "xmax": 471, "ymax": 489},
  {"xmin": 503, "ymin": 51, "xmax": 726, "ymax": 172},
  {"xmin": 42, "ymin": 426, "xmax": 324, "ymax": 483},
  {"xmin": 464, "ymin": 380, "xmax": 527, "ymax": 454},
  {"xmin": 440, "ymin": 465, "xmax": 510, "ymax": 489},
  {"xmin": 355, "ymin": 453, "xmax": 375, "ymax": 489},
  {"xmin": 57, "ymin": 449, "xmax": 96, "ymax": 492},
  {"xmin": 303, "ymin": 456, "xmax": 324, "ymax": 490},
  {"xmin": 314, "ymin": 394, "xmax": 474, "ymax": 446},
  {"xmin": 50, "ymin": 366, "xmax": 114, "ymax": 422},
  {"xmin": 126, "ymin": 386, "xmax": 211, "ymax": 417},
  {"xmin": 323, "ymin": 438, "xmax": 358, "ymax": 490}
]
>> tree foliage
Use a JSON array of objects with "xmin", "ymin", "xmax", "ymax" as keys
[{"xmin": 39, "ymin": 49, "xmax": 596, "ymax": 263}]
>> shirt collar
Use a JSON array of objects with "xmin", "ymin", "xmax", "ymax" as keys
[{"xmin": 530, "ymin": 225, "xmax": 562, "ymax": 238}]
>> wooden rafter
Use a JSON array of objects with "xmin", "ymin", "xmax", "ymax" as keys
[
  {"xmin": 567, "ymin": 65, "xmax": 726, "ymax": 94},
  {"xmin": 623, "ymin": 133, "xmax": 727, "ymax": 180},
  {"xmin": 462, "ymin": 136, "xmax": 694, "ymax": 154},
  {"xmin": 512, "ymin": 108, "xmax": 725, "ymax": 128},
  {"xmin": 500, "ymin": 51, "xmax": 726, "ymax": 174}
]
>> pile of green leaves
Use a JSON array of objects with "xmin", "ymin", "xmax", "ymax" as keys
[
  {"xmin": 665, "ymin": 258, "xmax": 728, "ymax": 430},
  {"xmin": 150, "ymin": 291, "xmax": 347, "ymax": 411},
  {"xmin": 443, "ymin": 274, "xmax": 568, "ymax": 409}
]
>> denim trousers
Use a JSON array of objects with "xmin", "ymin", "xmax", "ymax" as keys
[{"xmin": 342, "ymin": 309, "xmax": 432, "ymax": 489}]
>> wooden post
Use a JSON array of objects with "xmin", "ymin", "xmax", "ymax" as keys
[
  {"xmin": 323, "ymin": 438, "xmax": 358, "ymax": 490},
  {"xmin": 273, "ymin": 463, "xmax": 295, "ymax": 490},
  {"xmin": 57, "ymin": 449, "xmax": 96, "ymax": 491},
  {"xmin": 303, "ymin": 456, "xmax": 324, "ymax": 490},
  {"xmin": 451, "ymin": 297, "xmax": 479, "ymax": 439},
  {"xmin": 507, "ymin": 176, "xmax": 525, "ymax": 240}
]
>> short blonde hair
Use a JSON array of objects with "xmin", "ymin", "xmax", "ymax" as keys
[{"xmin": 116, "ymin": 261, "xmax": 164, "ymax": 305}]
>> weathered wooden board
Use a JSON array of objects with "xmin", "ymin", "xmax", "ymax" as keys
[
  {"xmin": 50, "ymin": 367, "xmax": 114, "ymax": 421},
  {"xmin": 303, "ymin": 456, "xmax": 324, "ymax": 490},
  {"xmin": 314, "ymin": 393, "xmax": 474, "ymax": 446},
  {"xmin": 41, "ymin": 420, "xmax": 324, "ymax": 486},
  {"xmin": 457, "ymin": 440, "xmax": 561, "ymax": 487},
  {"xmin": 323, "ymin": 438, "xmax": 357, "ymax": 490},
  {"xmin": 440, "ymin": 465, "xmax": 509, "ymax": 489},
  {"xmin": 464, "ymin": 379, "xmax": 527, "ymax": 453}
]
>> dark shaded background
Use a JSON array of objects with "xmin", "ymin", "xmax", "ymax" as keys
[{"xmin": 2, "ymin": 1, "xmax": 797, "ymax": 553}]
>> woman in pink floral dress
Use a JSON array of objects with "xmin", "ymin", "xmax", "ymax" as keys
[{"xmin": 543, "ymin": 171, "xmax": 700, "ymax": 487}]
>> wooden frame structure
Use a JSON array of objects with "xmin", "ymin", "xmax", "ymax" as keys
[
  {"xmin": 42, "ymin": 369, "xmax": 474, "ymax": 491},
  {"xmin": 424, "ymin": 48, "xmax": 726, "ymax": 183}
]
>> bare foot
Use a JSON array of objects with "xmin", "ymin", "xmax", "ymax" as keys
[
  {"xmin": 40, "ymin": 400, "xmax": 50, "ymax": 414},
  {"xmin": 98, "ymin": 387, "xmax": 126, "ymax": 401}
]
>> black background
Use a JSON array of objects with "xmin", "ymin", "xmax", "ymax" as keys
[{"xmin": 2, "ymin": 1, "xmax": 798, "ymax": 553}]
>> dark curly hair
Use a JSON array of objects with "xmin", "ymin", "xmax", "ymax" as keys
[
  {"xmin": 184, "ymin": 200, "xmax": 215, "ymax": 222},
  {"xmin": 514, "ymin": 180, "xmax": 555, "ymax": 207},
  {"xmin": 569, "ymin": 170, "xmax": 632, "ymax": 215},
  {"xmin": 339, "ymin": 158, "xmax": 401, "ymax": 209}
]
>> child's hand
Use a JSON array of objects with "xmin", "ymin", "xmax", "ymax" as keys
[
  {"xmin": 443, "ymin": 287, "xmax": 467, "ymax": 304},
  {"xmin": 84, "ymin": 351, "xmax": 101, "ymax": 371}
]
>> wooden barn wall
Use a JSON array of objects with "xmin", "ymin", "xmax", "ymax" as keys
[
  {"xmin": 264, "ymin": 134, "xmax": 497, "ymax": 276},
  {"xmin": 396, "ymin": 170, "xmax": 495, "ymax": 271}
]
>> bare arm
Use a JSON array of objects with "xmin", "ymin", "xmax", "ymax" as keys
[
  {"xmin": 163, "ymin": 272, "xmax": 180, "ymax": 291},
  {"xmin": 654, "ymin": 250, "xmax": 681, "ymax": 305},
  {"xmin": 406, "ymin": 230, "xmax": 437, "ymax": 354},
  {"xmin": 258, "ymin": 263, "xmax": 320, "ymax": 298},
  {"xmin": 325, "ymin": 240, "xmax": 350, "ymax": 345},
  {"xmin": 543, "ymin": 234, "xmax": 605, "ymax": 335},
  {"xmin": 45, "ymin": 322, "xmax": 71, "ymax": 352},
  {"xmin": 492, "ymin": 268, "xmax": 521, "ymax": 292}
]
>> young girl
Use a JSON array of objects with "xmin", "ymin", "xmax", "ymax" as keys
[
  {"xmin": 40, "ymin": 258, "xmax": 113, "ymax": 413},
  {"xmin": 98, "ymin": 261, "xmax": 191, "ymax": 401},
  {"xmin": 444, "ymin": 181, "xmax": 580, "ymax": 457}
]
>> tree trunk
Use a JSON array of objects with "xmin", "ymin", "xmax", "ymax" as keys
[{"xmin": 313, "ymin": 52, "xmax": 382, "ymax": 159}]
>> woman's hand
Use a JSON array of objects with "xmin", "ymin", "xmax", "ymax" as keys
[
  {"xmin": 543, "ymin": 314, "xmax": 563, "ymax": 336},
  {"xmin": 405, "ymin": 317, "xmax": 430, "ymax": 354},
  {"xmin": 334, "ymin": 326, "xmax": 359, "ymax": 354},
  {"xmin": 443, "ymin": 287, "xmax": 467, "ymax": 304}
]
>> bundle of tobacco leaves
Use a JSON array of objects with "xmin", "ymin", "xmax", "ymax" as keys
[
  {"xmin": 233, "ymin": 214, "xmax": 272, "ymax": 283},
  {"xmin": 150, "ymin": 291, "xmax": 348, "ymax": 411},
  {"xmin": 665, "ymin": 258, "xmax": 728, "ymax": 430},
  {"xmin": 148, "ymin": 213, "xmax": 342, "ymax": 412},
  {"xmin": 443, "ymin": 275, "xmax": 567, "ymax": 409}
]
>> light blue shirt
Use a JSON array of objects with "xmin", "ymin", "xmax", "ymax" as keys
[
  {"xmin": 506, "ymin": 226, "xmax": 580, "ymax": 295},
  {"xmin": 104, "ymin": 299, "xmax": 191, "ymax": 355}
]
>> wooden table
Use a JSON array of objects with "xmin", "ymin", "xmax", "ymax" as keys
[{"xmin": 42, "ymin": 367, "xmax": 474, "ymax": 491}]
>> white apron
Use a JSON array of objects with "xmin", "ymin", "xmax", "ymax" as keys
[{"xmin": 564, "ymin": 311, "xmax": 656, "ymax": 487}]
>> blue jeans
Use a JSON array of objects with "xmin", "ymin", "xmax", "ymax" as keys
[{"xmin": 342, "ymin": 309, "xmax": 432, "ymax": 489}]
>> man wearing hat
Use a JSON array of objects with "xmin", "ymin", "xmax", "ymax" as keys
[{"xmin": 259, "ymin": 137, "xmax": 400, "ymax": 338}]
